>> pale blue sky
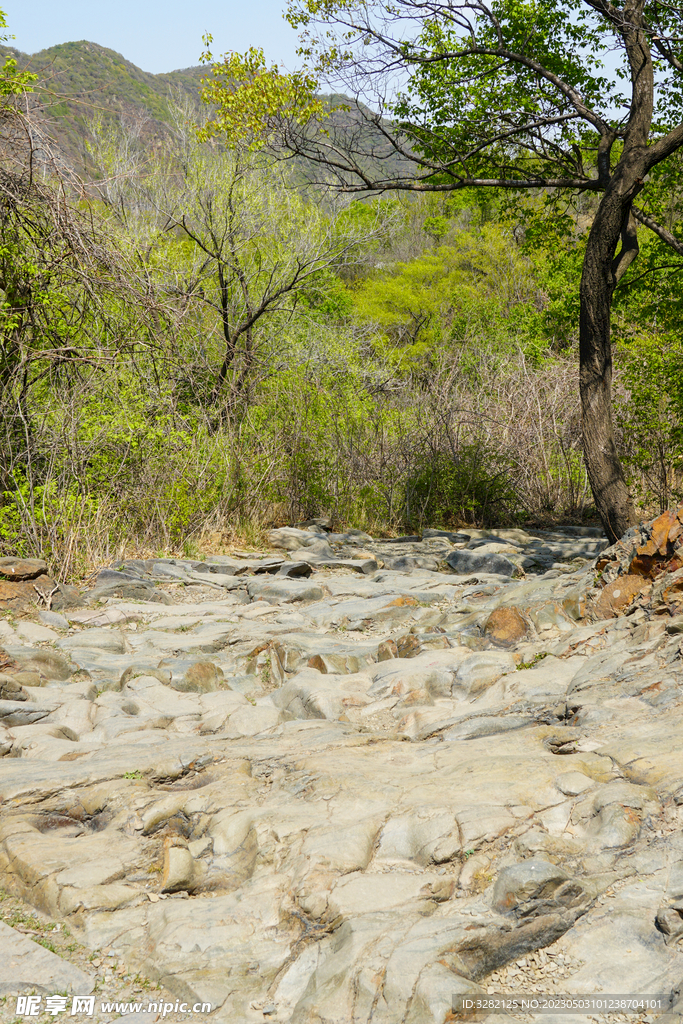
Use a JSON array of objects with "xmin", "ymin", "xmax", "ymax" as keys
[{"xmin": 3, "ymin": 0, "xmax": 300, "ymax": 74}]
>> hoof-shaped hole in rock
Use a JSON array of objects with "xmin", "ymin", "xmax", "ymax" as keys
[{"xmin": 33, "ymin": 807, "xmax": 111, "ymax": 834}]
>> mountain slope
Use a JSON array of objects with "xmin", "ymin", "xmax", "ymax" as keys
[
  {"xmin": 0, "ymin": 41, "xmax": 205, "ymax": 171},
  {"xmin": 0, "ymin": 40, "xmax": 413, "ymax": 183}
]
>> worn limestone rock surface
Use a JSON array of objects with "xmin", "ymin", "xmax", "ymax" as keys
[
  {"xmin": 2, "ymin": 520, "xmax": 683, "ymax": 1023},
  {"xmin": 0, "ymin": 919, "xmax": 94, "ymax": 996}
]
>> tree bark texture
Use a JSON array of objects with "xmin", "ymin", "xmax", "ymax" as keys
[
  {"xmin": 580, "ymin": 175, "xmax": 642, "ymax": 543},
  {"xmin": 579, "ymin": 5, "xmax": 655, "ymax": 542}
]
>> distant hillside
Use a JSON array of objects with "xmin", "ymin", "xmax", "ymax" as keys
[
  {"xmin": 0, "ymin": 41, "xmax": 205, "ymax": 172},
  {"xmin": 0, "ymin": 40, "xmax": 413, "ymax": 183}
]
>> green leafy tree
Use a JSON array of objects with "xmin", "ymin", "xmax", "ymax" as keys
[
  {"xmin": 160, "ymin": 148, "xmax": 386, "ymax": 406},
  {"xmin": 351, "ymin": 223, "xmax": 539, "ymax": 373},
  {"xmin": 89, "ymin": 107, "xmax": 393, "ymax": 411},
  {"xmin": 205, "ymin": 0, "xmax": 683, "ymax": 539}
]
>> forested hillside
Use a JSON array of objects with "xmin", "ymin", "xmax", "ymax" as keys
[
  {"xmin": 0, "ymin": 41, "xmax": 412, "ymax": 182},
  {"xmin": 0, "ymin": 40, "xmax": 204, "ymax": 171},
  {"xmin": 1, "ymin": 21, "xmax": 682, "ymax": 578}
]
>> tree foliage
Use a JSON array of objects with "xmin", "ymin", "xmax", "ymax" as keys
[
  {"xmin": 198, "ymin": 40, "xmax": 322, "ymax": 150},
  {"xmin": 89, "ymin": 112, "xmax": 393, "ymax": 412},
  {"xmin": 3, "ymin": 5, "xmax": 683, "ymax": 569},
  {"xmin": 198, "ymin": 0, "xmax": 683, "ymax": 539}
]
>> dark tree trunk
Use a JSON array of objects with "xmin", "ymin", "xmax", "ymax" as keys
[
  {"xmin": 578, "ymin": 8, "xmax": 655, "ymax": 544},
  {"xmin": 579, "ymin": 172, "xmax": 643, "ymax": 544}
]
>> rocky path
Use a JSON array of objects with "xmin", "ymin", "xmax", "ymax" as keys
[{"xmin": 1, "ymin": 516, "xmax": 683, "ymax": 1024}]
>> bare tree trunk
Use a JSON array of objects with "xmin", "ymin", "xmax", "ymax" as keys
[{"xmin": 579, "ymin": 177, "xmax": 641, "ymax": 543}]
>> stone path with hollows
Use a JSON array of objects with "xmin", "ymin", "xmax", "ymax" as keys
[{"xmin": 1, "ymin": 518, "xmax": 683, "ymax": 1024}]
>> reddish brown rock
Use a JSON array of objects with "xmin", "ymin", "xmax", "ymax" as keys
[
  {"xmin": 629, "ymin": 508, "xmax": 683, "ymax": 577},
  {"xmin": 0, "ymin": 574, "xmax": 58, "ymax": 612},
  {"xmin": 484, "ymin": 606, "xmax": 528, "ymax": 643},
  {"xmin": 0, "ymin": 556, "xmax": 48, "ymax": 580},
  {"xmin": 0, "ymin": 580, "xmax": 38, "ymax": 612},
  {"xmin": 595, "ymin": 575, "xmax": 646, "ymax": 618},
  {"xmin": 662, "ymin": 574, "xmax": 683, "ymax": 606},
  {"xmin": 593, "ymin": 502, "xmax": 683, "ymax": 619},
  {"xmin": 395, "ymin": 633, "xmax": 423, "ymax": 658}
]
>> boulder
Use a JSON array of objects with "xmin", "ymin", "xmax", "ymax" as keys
[
  {"xmin": 594, "ymin": 574, "xmax": 646, "ymax": 618},
  {"xmin": 492, "ymin": 858, "xmax": 570, "ymax": 914},
  {"xmin": 173, "ymin": 661, "xmax": 224, "ymax": 693},
  {"xmin": 0, "ymin": 673, "xmax": 28, "ymax": 702},
  {"xmin": 484, "ymin": 606, "xmax": 528, "ymax": 643},
  {"xmin": 446, "ymin": 549, "xmax": 518, "ymax": 577},
  {"xmin": 84, "ymin": 569, "xmax": 166, "ymax": 604},
  {"xmin": 0, "ymin": 557, "xmax": 48, "ymax": 580}
]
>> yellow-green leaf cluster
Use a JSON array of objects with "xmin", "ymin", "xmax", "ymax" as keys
[{"xmin": 198, "ymin": 44, "xmax": 324, "ymax": 150}]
